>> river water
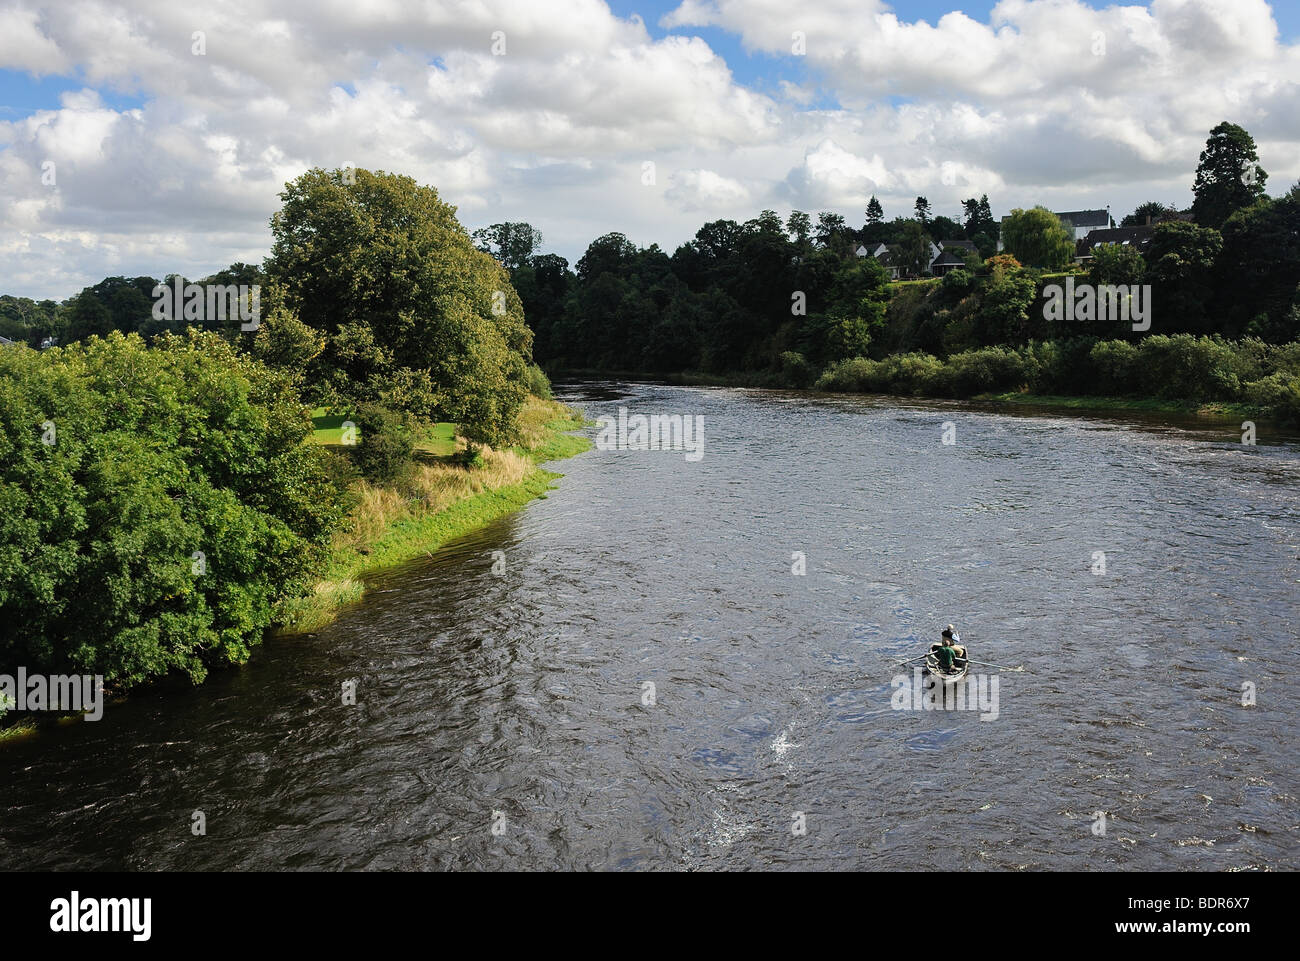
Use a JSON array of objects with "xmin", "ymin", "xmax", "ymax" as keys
[{"xmin": 2, "ymin": 382, "xmax": 1297, "ymax": 870}]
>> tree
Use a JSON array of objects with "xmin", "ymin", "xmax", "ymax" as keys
[
  {"xmin": 1191, "ymin": 121, "xmax": 1267, "ymax": 230},
  {"xmin": 62, "ymin": 292, "xmax": 115, "ymax": 342},
  {"xmin": 1120, "ymin": 201, "xmax": 1180, "ymax": 227},
  {"xmin": 815, "ymin": 211, "xmax": 852, "ymax": 255},
  {"xmin": 914, "ymin": 196, "xmax": 932, "ymax": 225},
  {"xmin": 1145, "ymin": 221, "xmax": 1223, "ymax": 335},
  {"xmin": 1084, "ymin": 245, "xmax": 1148, "ymax": 337},
  {"xmin": 471, "ymin": 222, "xmax": 544, "ymax": 271},
  {"xmin": 929, "ymin": 215, "xmax": 965, "ymax": 242},
  {"xmin": 865, "ymin": 196, "xmax": 884, "ymax": 226},
  {"xmin": 1217, "ymin": 184, "xmax": 1300, "ymax": 340},
  {"xmin": 747, "ymin": 209, "xmax": 785, "ymax": 235},
  {"xmin": 973, "ymin": 260, "xmax": 1036, "ymax": 346},
  {"xmin": 1000, "ymin": 207, "xmax": 1074, "ymax": 268},
  {"xmin": 787, "ymin": 210, "xmax": 812, "ymax": 246},
  {"xmin": 267, "ymin": 167, "xmax": 532, "ymax": 445},
  {"xmin": 576, "ymin": 232, "xmax": 639, "ymax": 282},
  {"xmin": 962, "ymin": 194, "xmax": 998, "ymax": 244},
  {"xmin": 891, "ymin": 220, "xmax": 931, "ymax": 277}
]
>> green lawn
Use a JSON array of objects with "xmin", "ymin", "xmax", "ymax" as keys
[{"xmin": 310, "ymin": 407, "xmax": 457, "ymax": 456}]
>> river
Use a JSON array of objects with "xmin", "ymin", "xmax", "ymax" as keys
[{"xmin": 2, "ymin": 382, "xmax": 1297, "ymax": 870}]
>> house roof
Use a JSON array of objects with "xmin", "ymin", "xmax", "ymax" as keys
[
  {"xmin": 1055, "ymin": 209, "xmax": 1110, "ymax": 228},
  {"xmin": 1079, "ymin": 225, "xmax": 1155, "ymax": 254},
  {"xmin": 931, "ymin": 250, "xmax": 967, "ymax": 267},
  {"xmin": 940, "ymin": 239, "xmax": 977, "ymax": 252},
  {"xmin": 0, "ymin": 335, "xmax": 15, "ymax": 346}
]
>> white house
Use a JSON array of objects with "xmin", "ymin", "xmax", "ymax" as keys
[{"xmin": 1054, "ymin": 208, "xmax": 1112, "ymax": 242}]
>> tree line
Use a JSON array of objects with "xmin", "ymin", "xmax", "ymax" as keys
[{"xmin": 481, "ymin": 122, "xmax": 1295, "ymax": 381}]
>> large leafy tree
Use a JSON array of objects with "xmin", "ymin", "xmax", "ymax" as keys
[
  {"xmin": 1145, "ymin": 221, "xmax": 1222, "ymax": 335},
  {"xmin": 815, "ymin": 212, "xmax": 854, "ymax": 256},
  {"xmin": 890, "ymin": 220, "xmax": 931, "ymax": 276},
  {"xmin": 472, "ymin": 222, "xmax": 544, "ymax": 271},
  {"xmin": 1216, "ymin": 184, "xmax": 1300, "ymax": 341},
  {"xmin": 1001, "ymin": 206, "xmax": 1074, "ymax": 268},
  {"xmin": 786, "ymin": 210, "xmax": 812, "ymax": 247},
  {"xmin": 1191, "ymin": 121, "xmax": 1267, "ymax": 230},
  {"xmin": 973, "ymin": 256, "xmax": 1036, "ymax": 345},
  {"xmin": 266, "ymin": 167, "xmax": 532, "ymax": 445}
]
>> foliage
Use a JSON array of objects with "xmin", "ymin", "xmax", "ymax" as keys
[
  {"xmin": 1191, "ymin": 121, "xmax": 1268, "ymax": 230},
  {"xmin": 1001, "ymin": 207, "xmax": 1074, "ymax": 268},
  {"xmin": 0, "ymin": 331, "xmax": 341, "ymax": 687},
  {"xmin": 349, "ymin": 403, "xmax": 416, "ymax": 482},
  {"xmin": 266, "ymin": 167, "xmax": 531, "ymax": 446},
  {"xmin": 472, "ymin": 222, "xmax": 544, "ymax": 270}
]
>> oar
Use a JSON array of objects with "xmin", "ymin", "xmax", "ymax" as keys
[{"xmin": 962, "ymin": 658, "xmax": 1027, "ymax": 672}]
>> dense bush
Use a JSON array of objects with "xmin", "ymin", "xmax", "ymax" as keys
[
  {"xmin": 1245, "ymin": 373, "xmax": 1300, "ymax": 423},
  {"xmin": 813, "ymin": 355, "xmax": 941, "ymax": 394},
  {"xmin": 0, "ymin": 331, "xmax": 342, "ymax": 687},
  {"xmin": 778, "ymin": 351, "xmax": 817, "ymax": 389},
  {"xmin": 349, "ymin": 403, "xmax": 416, "ymax": 482},
  {"xmin": 815, "ymin": 356, "xmax": 876, "ymax": 392},
  {"xmin": 940, "ymin": 346, "xmax": 1031, "ymax": 396},
  {"xmin": 1135, "ymin": 334, "xmax": 1241, "ymax": 400},
  {"xmin": 523, "ymin": 363, "xmax": 553, "ymax": 399},
  {"xmin": 1022, "ymin": 337, "xmax": 1097, "ymax": 395},
  {"xmin": 1089, "ymin": 339, "xmax": 1141, "ymax": 395}
]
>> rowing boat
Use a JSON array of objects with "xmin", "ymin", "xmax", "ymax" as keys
[{"xmin": 923, "ymin": 648, "xmax": 969, "ymax": 683}]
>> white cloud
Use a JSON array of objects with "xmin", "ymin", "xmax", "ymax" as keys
[
  {"xmin": 0, "ymin": 0, "xmax": 1296, "ymax": 298},
  {"xmin": 666, "ymin": 168, "xmax": 752, "ymax": 210}
]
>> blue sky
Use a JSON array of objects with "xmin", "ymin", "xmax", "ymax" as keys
[{"xmin": 0, "ymin": 70, "xmax": 144, "ymax": 119}]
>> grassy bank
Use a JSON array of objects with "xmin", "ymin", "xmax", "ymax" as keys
[
  {"xmin": 974, "ymin": 391, "xmax": 1260, "ymax": 421},
  {"xmin": 275, "ymin": 396, "xmax": 591, "ymax": 634}
]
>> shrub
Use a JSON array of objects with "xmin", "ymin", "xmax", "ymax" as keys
[
  {"xmin": 939, "ymin": 346, "xmax": 1030, "ymax": 396},
  {"xmin": 450, "ymin": 441, "xmax": 487, "ymax": 469},
  {"xmin": 1136, "ymin": 335, "xmax": 1241, "ymax": 400},
  {"xmin": 1246, "ymin": 372, "xmax": 1300, "ymax": 423},
  {"xmin": 523, "ymin": 363, "xmax": 553, "ymax": 399},
  {"xmin": 778, "ymin": 350, "xmax": 817, "ymax": 389},
  {"xmin": 1021, "ymin": 337, "xmax": 1098, "ymax": 395},
  {"xmin": 815, "ymin": 357, "xmax": 875, "ymax": 392},
  {"xmin": 1090, "ymin": 340, "xmax": 1141, "ymax": 395},
  {"xmin": 875, "ymin": 352, "xmax": 947, "ymax": 394},
  {"xmin": 349, "ymin": 403, "xmax": 416, "ymax": 482}
]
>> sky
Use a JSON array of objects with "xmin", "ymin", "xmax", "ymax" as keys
[{"xmin": 1, "ymin": 0, "xmax": 1298, "ymax": 300}]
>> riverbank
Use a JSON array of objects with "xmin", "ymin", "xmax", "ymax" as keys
[
  {"xmin": 552, "ymin": 367, "xmax": 1271, "ymax": 423},
  {"xmin": 0, "ymin": 396, "xmax": 590, "ymax": 744},
  {"xmin": 972, "ymin": 391, "xmax": 1260, "ymax": 421},
  {"xmin": 275, "ymin": 396, "xmax": 591, "ymax": 635}
]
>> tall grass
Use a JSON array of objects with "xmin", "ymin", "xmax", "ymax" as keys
[{"xmin": 276, "ymin": 397, "xmax": 590, "ymax": 633}]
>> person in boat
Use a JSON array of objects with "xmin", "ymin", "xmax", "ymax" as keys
[
  {"xmin": 946, "ymin": 624, "xmax": 966, "ymax": 660},
  {"xmin": 930, "ymin": 629, "xmax": 966, "ymax": 673}
]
